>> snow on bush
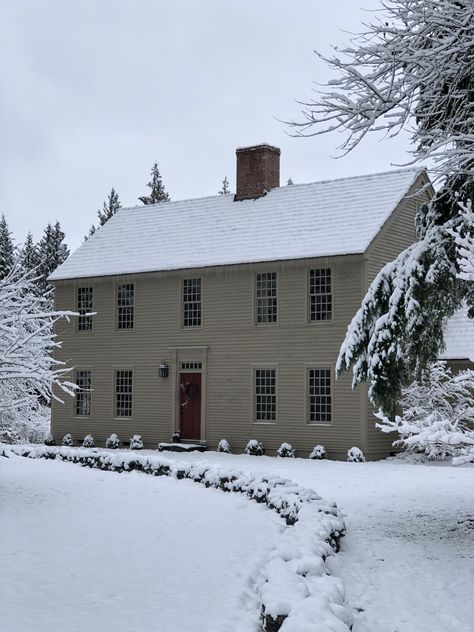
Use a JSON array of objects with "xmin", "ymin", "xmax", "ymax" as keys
[
  {"xmin": 9, "ymin": 444, "xmax": 351, "ymax": 632},
  {"xmin": 62, "ymin": 433, "xmax": 74, "ymax": 447},
  {"xmin": 309, "ymin": 445, "xmax": 326, "ymax": 460},
  {"xmin": 216, "ymin": 439, "xmax": 230, "ymax": 453},
  {"xmin": 0, "ymin": 404, "xmax": 51, "ymax": 444},
  {"xmin": 347, "ymin": 447, "xmax": 365, "ymax": 463},
  {"xmin": 105, "ymin": 433, "xmax": 121, "ymax": 449},
  {"xmin": 276, "ymin": 442, "xmax": 295, "ymax": 458},
  {"xmin": 376, "ymin": 361, "xmax": 474, "ymax": 462},
  {"xmin": 82, "ymin": 434, "xmax": 95, "ymax": 448},
  {"xmin": 44, "ymin": 432, "xmax": 56, "ymax": 446},
  {"xmin": 130, "ymin": 434, "xmax": 144, "ymax": 450},
  {"xmin": 245, "ymin": 439, "xmax": 264, "ymax": 456}
]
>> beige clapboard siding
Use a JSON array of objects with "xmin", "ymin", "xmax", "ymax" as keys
[
  {"xmin": 363, "ymin": 172, "xmax": 434, "ymax": 458},
  {"xmin": 52, "ymin": 253, "xmax": 365, "ymax": 457}
]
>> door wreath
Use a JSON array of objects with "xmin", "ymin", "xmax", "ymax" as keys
[{"xmin": 180, "ymin": 380, "xmax": 199, "ymax": 408}]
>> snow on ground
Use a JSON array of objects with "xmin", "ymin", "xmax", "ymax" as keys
[
  {"xmin": 156, "ymin": 451, "xmax": 474, "ymax": 632},
  {"xmin": 0, "ymin": 452, "xmax": 284, "ymax": 632}
]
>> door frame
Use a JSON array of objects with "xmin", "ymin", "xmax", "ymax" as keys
[{"xmin": 168, "ymin": 346, "xmax": 208, "ymax": 442}]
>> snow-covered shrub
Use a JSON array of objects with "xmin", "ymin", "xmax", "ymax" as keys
[
  {"xmin": 347, "ymin": 447, "xmax": 365, "ymax": 462},
  {"xmin": 44, "ymin": 432, "xmax": 56, "ymax": 446},
  {"xmin": 0, "ymin": 404, "xmax": 51, "ymax": 444},
  {"xmin": 216, "ymin": 439, "xmax": 230, "ymax": 453},
  {"xmin": 309, "ymin": 444, "xmax": 326, "ymax": 460},
  {"xmin": 245, "ymin": 439, "xmax": 264, "ymax": 456},
  {"xmin": 130, "ymin": 434, "xmax": 144, "ymax": 450},
  {"xmin": 172, "ymin": 431, "xmax": 180, "ymax": 443},
  {"xmin": 105, "ymin": 433, "xmax": 121, "ymax": 449},
  {"xmin": 82, "ymin": 434, "xmax": 95, "ymax": 448},
  {"xmin": 376, "ymin": 361, "xmax": 474, "ymax": 462},
  {"xmin": 276, "ymin": 442, "xmax": 295, "ymax": 458},
  {"xmin": 62, "ymin": 433, "xmax": 74, "ymax": 447}
]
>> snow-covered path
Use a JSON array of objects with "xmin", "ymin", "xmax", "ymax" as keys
[
  {"xmin": 164, "ymin": 451, "xmax": 474, "ymax": 632},
  {"xmin": 0, "ymin": 453, "xmax": 283, "ymax": 632}
]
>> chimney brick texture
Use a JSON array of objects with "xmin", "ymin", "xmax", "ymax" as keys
[{"xmin": 235, "ymin": 144, "xmax": 280, "ymax": 201}]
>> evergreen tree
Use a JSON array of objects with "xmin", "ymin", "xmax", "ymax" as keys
[
  {"xmin": 218, "ymin": 177, "xmax": 230, "ymax": 195},
  {"xmin": 139, "ymin": 163, "xmax": 170, "ymax": 205},
  {"xmin": 85, "ymin": 187, "xmax": 121, "ymax": 241},
  {"xmin": 0, "ymin": 214, "xmax": 14, "ymax": 280},
  {"xmin": 291, "ymin": 0, "xmax": 474, "ymax": 414},
  {"xmin": 287, "ymin": 178, "xmax": 294, "ymax": 186},
  {"xmin": 36, "ymin": 222, "xmax": 70, "ymax": 294},
  {"xmin": 19, "ymin": 232, "xmax": 38, "ymax": 272}
]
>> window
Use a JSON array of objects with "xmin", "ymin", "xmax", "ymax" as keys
[
  {"xmin": 117, "ymin": 284, "xmax": 134, "ymax": 329},
  {"xmin": 77, "ymin": 287, "xmax": 93, "ymax": 331},
  {"xmin": 255, "ymin": 368, "xmax": 276, "ymax": 422},
  {"xmin": 115, "ymin": 370, "xmax": 133, "ymax": 417},
  {"xmin": 180, "ymin": 362, "xmax": 202, "ymax": 370},
  {"xmin": 75, "ymin": 370, "xmax": 91, "ymax": 416},
  {"xmin": 308, "ymin": 368, "xmax": 331, "ymax": 423},
  {"xmin": 183, "ymin": 278, "xmax": 201, "ymax": 327},
  {"xmin": 256, "ymin": 272, "xmax": 277, "ymax": 324},
  {"xmin": 309, "ymin": 268, "xmax": 332, "ymax": 321}
]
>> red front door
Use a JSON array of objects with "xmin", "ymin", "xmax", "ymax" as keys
[{"xmin": 179, "ymin": 373, "xmax": 201, "ymax": 440}]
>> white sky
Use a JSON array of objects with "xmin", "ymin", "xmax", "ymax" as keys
[{"xmin": 0, "ymin": 0, "xmax": 412, "ymax": 250}]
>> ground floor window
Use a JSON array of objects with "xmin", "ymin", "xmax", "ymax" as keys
[
  {"xmin": 255, "ymin": 368, "xmax": 276, "ymax": 422},
  {"xmin": 115, "ymin": 370, "xmax": 133, "ymax": 417},
  {"xmin": 75, "ymin": 370, "xmax": 92, "ymax": 416},
  {"xmin": 308, "ymin": 368, "xmax": 331, "ymax": 423}
]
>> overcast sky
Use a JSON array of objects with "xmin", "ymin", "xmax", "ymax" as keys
[{"xmin": 0, "ymin": 0, "xmax": 412, "ymax": 251}]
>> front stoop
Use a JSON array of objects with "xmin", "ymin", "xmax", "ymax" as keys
[{"xmin": 158, "ymin": 442, "xmax": 207, "ymax": 453}]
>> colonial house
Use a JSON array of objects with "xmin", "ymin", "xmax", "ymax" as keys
[{"xmin": 50, "ymin": 144, "xmax": 434, "ymax": 459}]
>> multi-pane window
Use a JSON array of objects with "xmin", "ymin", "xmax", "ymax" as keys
[
  {"xmin": 309, "ymin": 268, "xmax": 332, "ymax": 321},
  {"xmin": 75, "ymin": 370, "xmax": 92, "ymax": 416},
  {"xmin": 183, "ymin": 278, "xmax": 201, "ymax": 327},
  {"xmin": 255, "ymin": 368, "xmax": 276, "ymax": 422},
  {"xmin": 308, "ymin": 368, "xmax": 331, "ymax": 423},
  {"xmin": 256, "ymin": 272, "xmax": 277, "ymax": 324},
  {"xmin": 117, "ymin": 284, "xmax": 134, "ymax": 329},
  {"xmin": 115, "ymin": 370, "xmax": 133, "ymax": 417},
  {"xmin": 77, "ymin": 287, "xmax": 93, "ymax": 331}
]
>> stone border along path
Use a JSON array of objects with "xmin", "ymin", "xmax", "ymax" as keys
[{"xmin": 6, "ymin": 445, "xmax": 353, "ymax": 632}]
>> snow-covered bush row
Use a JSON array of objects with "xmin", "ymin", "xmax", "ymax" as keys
[
  {"xmin": 9, "ymin": 444, "xmax": 350, "ymax": 632},
  {"xmin": 105, "ymin": 433, "xmax": 120, "ymax": 449},
  {"xmin": 245, "ymin": 439, "xmax": 264, "ymax": 456},
  {"xmin": 216, "ymin": 439, "xmax": 230, "ymax": 453},
  {"xmin": 347, "ymin": 447, "xmax": 365, "ymax": 463},
  {"xmin": 309, "ymin": 445, "xmax": 326, "ymax": 460},
  {"xmin": 276, "ymin": 443, "xmax": 295, "ymax": 458}
]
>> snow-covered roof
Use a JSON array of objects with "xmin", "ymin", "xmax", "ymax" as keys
[
  {"xmin": 50, "ymin": 168, "xmax": 424, "ymax": 281},
  {"xmin": 441, "ymin": 308, "xmax": 474, "ymax": 362}
]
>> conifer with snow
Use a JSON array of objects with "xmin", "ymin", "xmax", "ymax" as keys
[
  {"xmin": 35, "ymin": 222, "xmax": 70, "ymax": 295},
  {"xmin": 245, "ymin": 439, "xmax": 264, "ymax": 456},
  {"xmin": 139, "ymin": 163, "xmax": 170, "ymax": 205},
  {"xmin": 0, "ymin": 214, "xmax": 14, "ymax": 280},
  {"xmin": 309, "ymin": 445, "xmax": 326, "ymax": 460},
  {"xmin": 218, "ymin": 177, "xmax": 230, "ymax": 195},
  {"xmin": 347, "ymin": 447, "xmax": 365, "ymax": 463},
  {"xmin": 375, "ymin": 361, "xmax": 474, "ymax": 461},
  {"xmin": 86, "ymin": 188, "xmax": 121, "ymax": 240},
  {"xmin": 217, "ymin": 438, "xmax": 231, "ymax": 453},
  {"xmin": 106, "ymin": 433, "xmax": 121, "ymax": 449},
  {"xmin": 291, "ymin": 0, "xmax": 474, "ymax": 413},
  {"xmin": 82, "ymin": 434, "xmax": 95, "ymax": 448},
  {"xmin": 19, "ymin": 232, "xmax": 38, "ymax": 272},
  {"xmin": 130, "ymin": 434, "xmax": 144, "ymax": 450},
  {"xmin": 62, "ymin": 433, "xmax": 74, "ymax": 447},
  {"xmin": 276, "ymin": 442, "xmax": 295, "ymax": 458}
]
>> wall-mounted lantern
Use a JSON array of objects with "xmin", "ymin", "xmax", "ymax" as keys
[{"xmin": 159, "ymin": 360, "xmax": 169, "ymax": 378}]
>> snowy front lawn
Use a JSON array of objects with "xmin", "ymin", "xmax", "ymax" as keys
[
  {"xmin": 159, "ymin": 451, "xmax": 474, "ymax": 632},
  {"xmin": 0, "ymin": 453, "xmax": 285, "ymax": 632}
]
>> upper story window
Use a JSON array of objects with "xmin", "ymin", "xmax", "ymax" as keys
[
  {"xmin": 115, "ymin": 369, "xmax": 133, "ymax": 417},
  {"xmin": 183, "ymin": 278, "xmax": 201, "ymax": 327},
  {"xmin": 309, "ymin": 268, "xmax": 332, "ymax": 321},
  {"xmin": 117, "ymin": 283, "xmax": 134, "ymax": 329},
  {"xmin": 77, "ymin": 287, "xmax": 93, "ymax": 331},
  {"xmin": 75, "ymin": 369, "xmax": 92, "ymax": 416},
  {"xmin": 256, "ymin": 272, "xmax": 277, "ymax": 324},
  {"xmin": 255, "ymin": 368, "xmax": 276, "ymax": 422},
  {"xmin": 308, "ymin": 368, "xmax": 331, "ymax": 424}
]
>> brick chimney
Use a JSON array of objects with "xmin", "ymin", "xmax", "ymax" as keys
[{"xmin": 234, "ymin": 144, "xmax": 280, "ymax": 201}]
